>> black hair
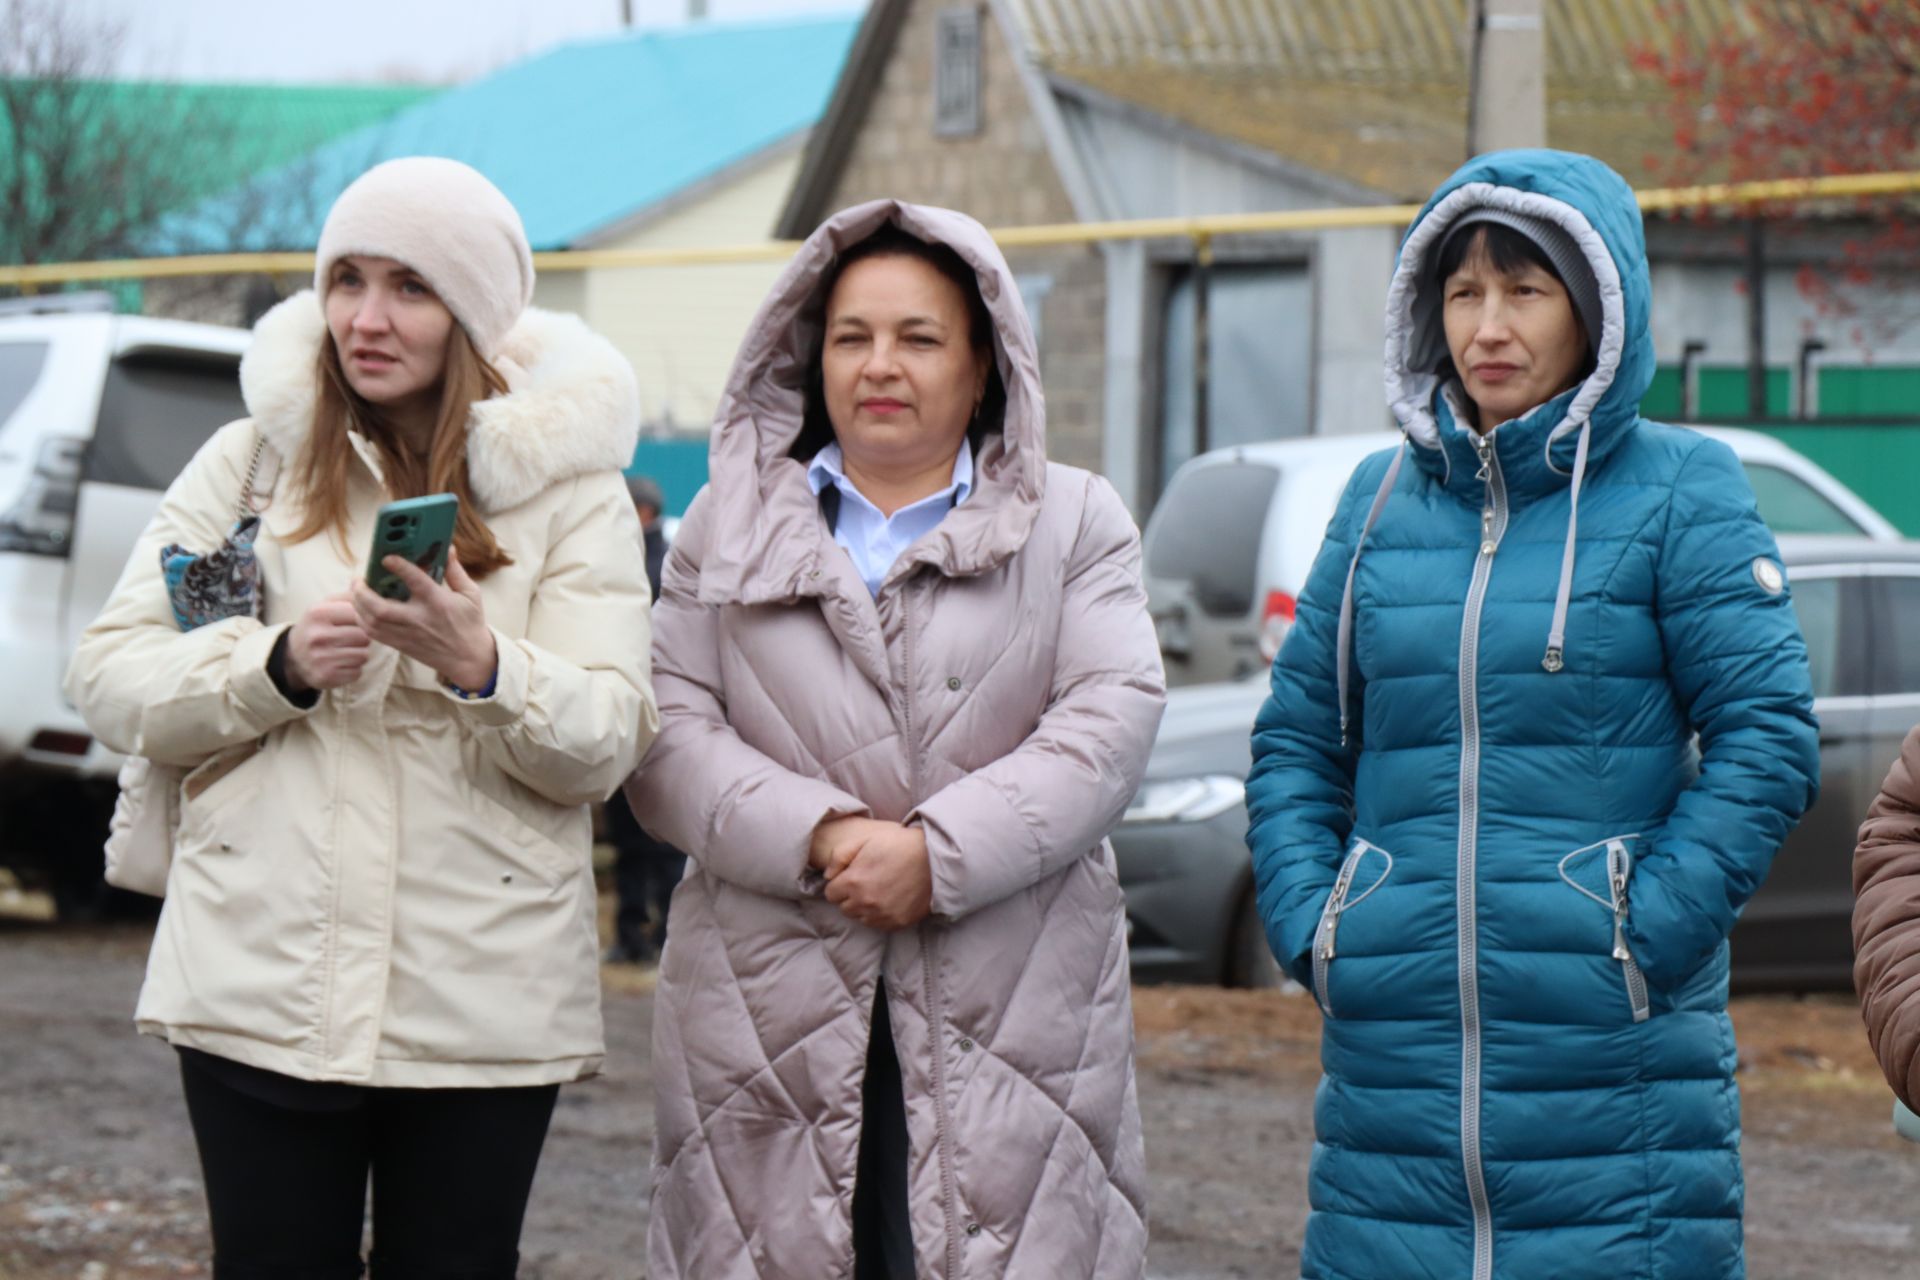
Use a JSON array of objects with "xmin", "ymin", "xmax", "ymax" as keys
[
  {"xmin": 790, "ymin": 224, "xmax": 1007, "ymax": 462},
  {"xmin": 1430, "ymin": 221, "xmax": 1596, "ymax": 380},
  {"xmin": 1433, "ymin": 221, "xmax": 1562, "ymax": 290}
]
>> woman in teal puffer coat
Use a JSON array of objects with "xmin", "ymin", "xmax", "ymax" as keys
[{"xmin": 1246, "ymin": 149, "xmax": 1820, "ymax": 1280}]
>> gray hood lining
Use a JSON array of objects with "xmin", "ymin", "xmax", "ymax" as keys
[{"xmin": 1383, "ymin": 183, "xmax": 1628, "ymax": 473}]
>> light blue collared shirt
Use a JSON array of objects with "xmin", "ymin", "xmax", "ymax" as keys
[{"xmin": 806, "ymin": 441, "xmax": 974, "ymax": 597}]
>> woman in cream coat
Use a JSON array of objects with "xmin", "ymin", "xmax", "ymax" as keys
[{"xmin": 67, "ymin": 158, "xmax": 656, "ymax": 1277}]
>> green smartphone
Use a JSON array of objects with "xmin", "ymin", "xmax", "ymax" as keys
[{"xmin": 366, "ymin": 494, "xmax": 459, "ymax": 601}]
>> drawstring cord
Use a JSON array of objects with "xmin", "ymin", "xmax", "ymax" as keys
[
  {"xmin": 1543, "ymin": 418, "xmax": 1593, "ymax": 673},
  {"xmin": 1336, "ymin": 443, "xmax": 1407, "ymax": 747},
  {"xmin": 1333, "ymin": 415, "xmax": 1591, "ymax": 751}
]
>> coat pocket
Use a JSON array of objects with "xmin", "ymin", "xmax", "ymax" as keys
[
  {"xmin": 464, "ymin": 774, "xmax": 581, "ymax": 890},
  {"xmin": 1557, "ymin": 834, "xmax": 1650, "ymax": 1023},
  {"xmin": 175, "ymin": 740, "xmax": 264, "ymax": 836},
  {"xmin": 1311, "ymin": 838, "xmax": 1393, "ymax": 1018}
]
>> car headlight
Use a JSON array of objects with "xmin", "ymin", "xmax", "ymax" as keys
[{"xmin": 1122, "ymin": 774, "xmax": 1246, "ymax": 825}]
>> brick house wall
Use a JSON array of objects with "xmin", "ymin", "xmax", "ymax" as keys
[{"xmin": 798, "ymin": 0, "xmax": 1107, "ymax": 473}]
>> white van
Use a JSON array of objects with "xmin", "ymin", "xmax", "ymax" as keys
[
  {"xmin": 1141, "ymin": 427, "xmax": 1901, "ymax": 687},
  {"xmin": 0, "ymin": 293, "xmax": 248, "ymax": 913}
]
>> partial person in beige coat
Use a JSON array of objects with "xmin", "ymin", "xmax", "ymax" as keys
[
  {"xmin": 65, "ymin": 157, "xmax": 657, "ymax": 1278},
  {"xmin": 625, "ymin": 201, "xmax": 1166, "ymax": 1280},
  {"xmin": 1854, "ymin": 725, "xmax": 1920, "ymax": 1110}
]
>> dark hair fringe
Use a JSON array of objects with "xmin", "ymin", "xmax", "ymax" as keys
[
  {"xmin": 1433, "ymin": 221, "xmax": 1562, "ymax": 290},
  {"xmin": 790, "ymin": 223, "xmax": 1007, "ymax": 463}
]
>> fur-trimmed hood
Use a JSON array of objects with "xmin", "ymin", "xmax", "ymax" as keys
[{"xmin": 239, "ymin": 290, "xmax": 641, "ymax": 513}]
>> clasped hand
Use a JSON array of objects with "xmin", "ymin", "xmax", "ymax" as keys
[{"xmin": 809, "ymin": 816, "xmax": 932, "ymax": 932}]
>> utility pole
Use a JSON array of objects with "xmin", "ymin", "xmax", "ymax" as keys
[
  {"xmin": 1746, "ymin": 218, "xmax": 1769, "ymax": 417},
  {"xmin": 1466, "ymin": 0, "xmax": 1546, "ymax": 156}
]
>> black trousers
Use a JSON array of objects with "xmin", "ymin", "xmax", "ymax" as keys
[
  {"xmin": 606, "ymin": 790, "xmax": 685, "ymax": 956},
  {"xmin": 177, "ymin": 1048, "xmax": 558, "ymax": 1280},
  {"xmin": 852, "ymin": 982, "xmax": 915, "ymax": 1280}
]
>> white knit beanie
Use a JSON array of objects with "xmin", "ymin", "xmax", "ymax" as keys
[{"xmin": 314, "ymin": 157, "xmax": 534, "ymax": 358}]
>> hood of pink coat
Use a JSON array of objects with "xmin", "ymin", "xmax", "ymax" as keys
[{"xmin": 698, "ymin": 200, "xmax": 1048, "ymax": 605}]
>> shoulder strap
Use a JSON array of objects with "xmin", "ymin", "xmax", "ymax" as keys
[{"xmin": 234, "ymin": 428, "xmax": 282, "ymax": 524}]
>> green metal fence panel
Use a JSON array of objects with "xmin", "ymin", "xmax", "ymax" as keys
[
  {"xmin": 1643, "ymin": 365, "xmax": 1684, "ymax": 419},
  {"xmin": 1817, "ymin": 366, "xmax": 1920, "ymax": 418},
  {"xmin": 1696, "ymin": 367, "xmax": 1793, "ymax": 418}
]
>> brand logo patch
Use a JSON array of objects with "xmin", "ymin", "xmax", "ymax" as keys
[{"xmin": 1752, "ymin": 558, "xmax": 1786, "ymax": 595}]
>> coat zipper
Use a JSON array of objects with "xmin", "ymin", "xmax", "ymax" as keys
[
  {"xmin": 1311, "ymin": 840, "xmax": 1392, "ymax": 1018},
  {"xmin": 901, "ymin": 579, "xmax": 963, "ymax": 1277},
  {"xmin": 1458, "ymin": 428, "xmax": 1503, "ymax": 1280},
  {"xmin": 1606, "ymin": 839, "xmax": 1651, "ymax": 1022}
]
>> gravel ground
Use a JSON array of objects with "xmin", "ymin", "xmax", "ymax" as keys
[{"xmin": 1, "ymin": 911, "xmax": 1915, "ymax": 1279}]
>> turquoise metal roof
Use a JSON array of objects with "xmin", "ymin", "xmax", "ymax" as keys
[{"xmin": 161, "ymin": 14, "xmax": 859, "ymax": 253}]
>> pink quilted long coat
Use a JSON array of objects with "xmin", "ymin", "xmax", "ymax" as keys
[{"xmin": 625, "ymin": 200, "xmax": 1166, "ymax": 1279}]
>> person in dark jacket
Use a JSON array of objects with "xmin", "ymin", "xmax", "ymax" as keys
[
  {"xmin": 630, "ymin": 473, "xmax": 670, "ymax": 596},
  {"xmin": 1853, "ymin": 725, "xmax": 1920, "ymax": 1110},
  {"xmin": 1246, "ymin": 149, "xmax": 1820, "ymax": 1280},
  {"xmin": 604, "ymin": 474, "xmax": 684, "ymax": 965}
]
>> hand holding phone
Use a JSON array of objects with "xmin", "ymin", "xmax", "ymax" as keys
[
  {"xmin": 350, "ymin": 495, "xmax": 497, "ymax": 691},
  {"xmin": 365, "ymin": 494, "xmax": 459, "ymax": 601}
]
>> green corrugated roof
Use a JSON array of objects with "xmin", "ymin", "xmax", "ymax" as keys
[
  {"xmin": 168, "ymin": 16, "xmax": 861, "ymax": 253},
  {"xmin": 78, "ymin": 81, "xmax": 440, "ymax": 206},
  {"xmin": 0, "ymin": 78, "xmax": 438, "ymax": 263}
]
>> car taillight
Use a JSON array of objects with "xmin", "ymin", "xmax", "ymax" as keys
[
  {"xmin": 1259, "ymin": 589, "xmax": 1297, "ymax": 661},
  {"xmin": 0, "ymin": 435, "xmax": 85, "ymax": 557},
  {"xmin": 28, "ymin": 729, "xmax": 93, "ymax": 757}
]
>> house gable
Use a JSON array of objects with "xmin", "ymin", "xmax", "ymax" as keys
[{"xmin": 776, "ymin": 0, "xmax": 1079, "ymax": 234}]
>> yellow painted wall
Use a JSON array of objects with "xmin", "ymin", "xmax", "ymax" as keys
[{"xmin": 579, "ymin": 149, "xmax": 804, "ymax": 433}]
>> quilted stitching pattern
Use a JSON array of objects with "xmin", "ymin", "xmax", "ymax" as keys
[
  {"xmin": 630, "ymin": 200, "xmax": 1164, "ymax": 1279},
  {"xmin": 1246, "ymin": 152, "xmax": 1819, "ymax": 1280}
]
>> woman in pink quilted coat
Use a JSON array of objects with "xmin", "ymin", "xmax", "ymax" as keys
[{"xmin": 624, "ymin": 201, "xmax": 1166, "ymax": 1279}]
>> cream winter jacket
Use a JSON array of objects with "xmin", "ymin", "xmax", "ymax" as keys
[
  {"xmin": 66, "ymin": 292, "xmax": 658, "ymax": 1087},
  {"xmin": 626, "ymin": 201, "xmax": 1166, "ymax": 1279}
]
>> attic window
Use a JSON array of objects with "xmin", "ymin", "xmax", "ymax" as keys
[{"xmin": 934, "ymin": 6, "xmax": 982, "ymax": 138}]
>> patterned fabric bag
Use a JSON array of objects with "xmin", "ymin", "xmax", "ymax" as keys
[{"xmin": 104, "ymin": 431, "xmax": 278, "ymax": 896}]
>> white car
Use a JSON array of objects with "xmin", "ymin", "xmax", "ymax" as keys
[
  {"xmin": 1142, "ymin": 427, "xmax": 1901, "ymax": 686},
  {"xmin": 0, "ymin": 293, "xmax": 248, "ymax": 914}
]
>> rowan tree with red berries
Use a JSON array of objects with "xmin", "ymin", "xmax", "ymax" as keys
[{"xmin": 1633, "ymin": 0, "xmax": 1920, "ymax": 348}]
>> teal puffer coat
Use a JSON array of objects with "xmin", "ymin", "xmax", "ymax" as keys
[{"xmin": 1246, "ymin": 150, "xmax": 1820, "ymax": 1280}]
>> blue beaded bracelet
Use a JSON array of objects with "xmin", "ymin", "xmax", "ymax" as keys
[{"xmin": 447, "ymin": 668, "xmax": 498, "ymax": 701}]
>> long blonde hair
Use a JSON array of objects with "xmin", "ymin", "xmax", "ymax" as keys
[{"xmin": 284, "ymin": 326, "xmax": 514, "ymax": 577}]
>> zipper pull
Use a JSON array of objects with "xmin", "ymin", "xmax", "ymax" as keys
[
  {"xmin": 1481, "ymin": 507, "xmax": 1496, "ymax": 556},
  {"xmin": 1608, "ymin": 842, "xmax": 1633, "ymax": 961},
  {"xmin": 1322, "ymin": 852, "xmax": 1365, "ymax": 959},
  {"xmin": 1473, "ymin": 428, "xmax": 1498, "ymax": 480}
]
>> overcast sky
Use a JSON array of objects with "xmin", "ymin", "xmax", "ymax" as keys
[{"xmin": 69, "ymin": 0, "xmax": 865, "ymax": 84}]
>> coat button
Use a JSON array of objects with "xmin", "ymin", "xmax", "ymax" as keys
[
  {"xmin": 218, "ymin": 842, "xmax": 233, "ymax": 853},
  {"xmin": 946, "ymin": 677, "xmax": 961, "ymax": 691},
  {"xmin": 965, "ymin": 1222, "xmax": 982, "ymax": 1237},
  {"xmin": 501, "ymin": 874, "xmax": 513, "ymax": 884},
  {"xmin": 958, "ymin": 1038, "xmax": 973, "ymax": 1051}
]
